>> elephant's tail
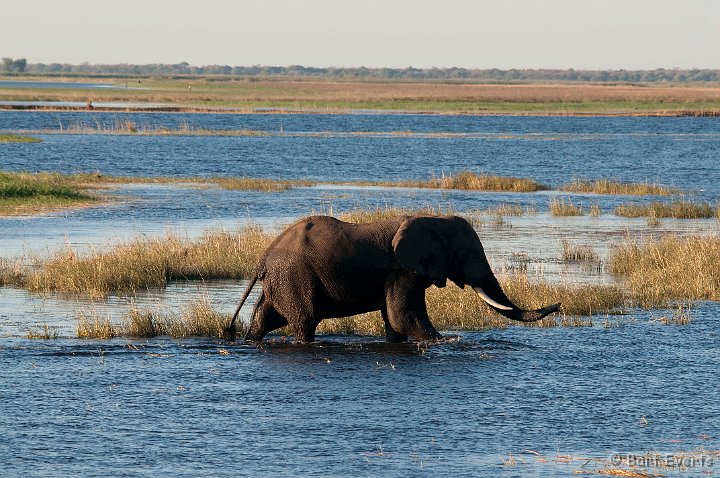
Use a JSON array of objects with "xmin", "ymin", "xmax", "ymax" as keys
[{"xmin": 222, "ymin": 274, "xmax": 259, "ymax": 341}]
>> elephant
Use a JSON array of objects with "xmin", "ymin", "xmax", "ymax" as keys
[{"xmin": 223, "ymin": 214, "xmax": 560, "ymax": 343}]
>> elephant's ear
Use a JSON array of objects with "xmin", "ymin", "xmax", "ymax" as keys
[{"xmin": 392, "ymin": 216, "xmax": 449, "ymax": 287}]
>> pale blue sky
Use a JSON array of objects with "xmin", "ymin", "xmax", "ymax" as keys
[{"xmin": 2, "ymin": 0, "xmax": 719, "ymax": 68}]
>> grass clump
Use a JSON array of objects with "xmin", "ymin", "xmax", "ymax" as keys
[
  {"xmin": 0, "ymin": 171, "xmax": 97, "ymax": 215},
  {"xmin": 614, "ymin": 200, "xmax": 717, "ymax": 219},
  {"xmin": 484, "ymin": 203, "xmax": 525, "ymax": 217},
  {"xmin": 0, "ymin": 133, "xmax": 42, "ymax": 143},
  {"xmin": 20, "ymin": 227, "xmax": 272, "ymax": 298},
  {"xmin": 561, "ymin": 178, "xmax": 680, "ymax": 196},
  {"xmin": 561, "ymin": 240, "xmax": 600, "ymax": 263},
  {"xmin": 650, "ymin": 303, "xmax": 692, "ymax": 325},
  {"xmin": 609, "ymin": 235, "xmax": 720, "ymax": 306},
  {"xmin": 26, "ymin": 324, "xmax": 60, "ymax": 339},
  {"xmin": 549, "ymin": 197, "xmax": 584, "ymax": 216},
  {"xmin": 124, "ymin": 299, "xmax": 232, "ymax": 338},
  {"xmin": 429, "ymin": 171, "xmax": 549, "ymax": 193},
  {"xmin": 216, "ymin": 177, "xmax": 316, "ymax": 192},
  {"xmin": 77, "ymin": 313, "xmax": 117, "ymax": 339}
]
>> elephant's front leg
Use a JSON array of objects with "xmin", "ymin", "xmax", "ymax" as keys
[
  {"xmin": 385, "ymin": 272, "xmax": 442, "ymax": 342},
  {"xmin": 381, "ymin": 307, "xmax": 408, "ymax": 343}
]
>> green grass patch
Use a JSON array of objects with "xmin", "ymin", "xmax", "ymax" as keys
[
  {"xmin": 0, "ymin": 171, "xmax": 97, "ymax": 215},
  {"xmin": 0, "ymin": 133, "xmax": 42, "ymax": 143}
]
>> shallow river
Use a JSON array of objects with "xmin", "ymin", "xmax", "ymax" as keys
[{"xmin": 1, "ymin": 112, "xmax": 719, "ymax": 476}]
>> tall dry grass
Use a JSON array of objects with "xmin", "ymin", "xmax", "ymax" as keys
[
  {"xmin": 124, "ymin": 299, "xmax": 233, "ymax": 338},
  {"xmin": 20, "ymin": 227, "xmax": 272, "ymax": 298},
  {"xmin": 549, "ymin": 197, "xmax": 584, "ymax": 216},
  {"xmin": 614, "ymin": 201, "xmax": 717, "ymax": 219},
  {"xmin": 609, "ymin": 235, "xmax": 720, "ymax": 306},
  {"xmin": 561, "ymin": 240, "xmax": 600, "ymax": 263},
  {"xmin": 427, "ymin": 171, "xmax": 549, "ymax": 193},
  {"xmin": 561, "ymin": 178, "xmax": 680, "ymax": 196},
  {"xmin": 76, "ymin": 299, "xmax": 236, "ymax": 339}
]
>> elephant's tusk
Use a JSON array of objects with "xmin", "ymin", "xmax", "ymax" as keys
[{"xmin": 473, "ymin": 287, "xmax": 513, "ymax": 311}]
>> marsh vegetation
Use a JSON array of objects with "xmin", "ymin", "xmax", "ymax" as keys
[
  {"xmin": 561, "ymin": 178, "xmax": 679, "ymax": 196},
  {"xmin": 0, "ymin": 171, "xmax": 98, "ymax": 215},
  {"xmin": 614, "ymin": 200, "xmax": 718, "ymax": 219},
  {"xmin": 4, "ymin": 77, "xmax": 720, "ymax": 115},
  {"xmin": 609, "ymin": 235, "xmax": 720, "ymax": 306},
  {"xmin": 11, "ymin": 227, "xmax": 271, "ymax": 298},
  {"xmin": 0, "ymin": 133, "xmax": 41, "ymax": 143},
  {"xmin": 549, "ymin": 197, "xmax": 584, "ymax": 216}
]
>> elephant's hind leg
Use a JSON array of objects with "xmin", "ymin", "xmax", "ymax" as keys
[{"xmin": 245, "ymin": 292, "xmax": 288, "ymax": 342}]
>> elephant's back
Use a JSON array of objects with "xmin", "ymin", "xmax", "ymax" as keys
[
  {"xmin": 261, "ymin": 215, "xmax": 395, "ymax": 279},
  {"xmin": 264, "ymin": 216, "xmax": 365, "ymax": 265}
]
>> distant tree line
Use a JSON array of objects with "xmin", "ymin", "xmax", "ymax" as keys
[
  {"xmin": 2, "ymin": 58, "xmax": 720, "ymax": 82},
  {"xmin": 2, "ymin": 57, "xmax": 27, "ymax": 72}
]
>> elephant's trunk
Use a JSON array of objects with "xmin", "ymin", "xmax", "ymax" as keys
[{"xmin": 472, "ymin": 273, "xmax": 560, "ymax": 322}]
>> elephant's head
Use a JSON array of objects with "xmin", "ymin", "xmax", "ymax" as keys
[{"xmin": 392, "ymin": 215, "xmax": 560, "ymax": 322}]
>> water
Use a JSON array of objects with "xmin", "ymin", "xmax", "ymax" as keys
[
  {"xmin": 1, "ymin": 112, "xmax": 719, "ymax": 476},
  {"xmin": 2, "ymin": 317, "xmax": 719, "ymax": 477},
  {"xmin": 0, "ymin": 101, "xmax": 171, "ymax": 109},
  {"xmin": 2, "ymin": 112, "xmax": 719, "ymax": 201}
]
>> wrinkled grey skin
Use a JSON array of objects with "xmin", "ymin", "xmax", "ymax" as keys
[{"xmin": 224, "ymin": 215, "xmax": 560, "ymax": 343}]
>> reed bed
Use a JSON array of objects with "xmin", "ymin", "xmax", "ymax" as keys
[
  {"xmin": 345, "ymin": 172, "xmax": 547, "ymax": 193},
  {"xmin": 427, "ymin": 171, "xmax": 549, "ymax": 193},
  {"xmin": 215, "ymin": 177, "xmax": 316, "ymax": 192},
  {"xmin": 549, "ymin": 197, "xmax": 584, "ymax": 216},
  {"xmin": 609, "ymin": 235, "xmax": 720, "ymax": 306},
  {"xmin": 614, "ymin": 201, "xmax": 717, "ymax": 219},
  {"xmin": 125, "ymin": 299, "xmax": 233, "ymax": 338},
  {"xmin": 55, "ymin": 120, "xmax": 270, "ymax": 136},
  {"xmin": 561, "ymin": 178, "xmax": 680, "ymax": 196},
  {"xmin": 19, "ymin": 227, "xmax": 272, "ymax": 298}
]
